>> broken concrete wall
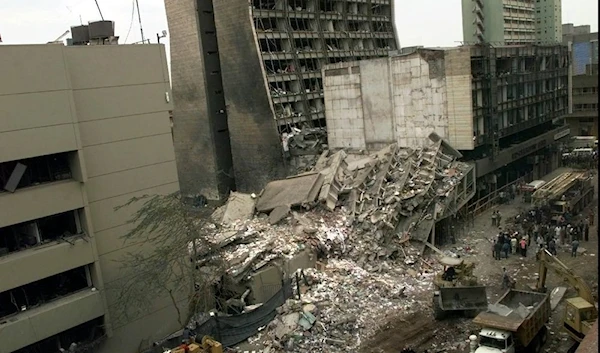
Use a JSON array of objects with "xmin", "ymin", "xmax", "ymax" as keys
[
  {"xmin": 323, "ymin": 50, "xmax": 451, "ymax": 151},
  {"xmin": 391, "ymin": 50, "xmax": 448, "ymax": 148},
  {"xmin": 248, "ymin": 249, "xmax": 317, "ymax": 303},
  {"xmin": 322, "ymin": 64, "xmax": 367, "ymax": 150},
  {"xmin": 444, "ymin": 47, "xmax": 475, "ymax": 150}
]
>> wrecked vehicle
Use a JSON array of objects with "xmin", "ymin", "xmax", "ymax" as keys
[{"xmin": 432, "ymin": 256, "xmax": 487, "ymax": 320}]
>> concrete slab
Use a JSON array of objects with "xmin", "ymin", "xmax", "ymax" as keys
[
  {"xmin": 256, "ymin": 173, "xmax": 324, "ymax": 212},
  {"xmin": 221, "ymin": 192, "xmax": 256, "ymax": 224},
  {"xmin": 550, "ymin": 286, "xmax": 568, "ymax": 310},
  {"xmin": 269, "ymin": 205, "xmax": 290, "ymax": 225}
]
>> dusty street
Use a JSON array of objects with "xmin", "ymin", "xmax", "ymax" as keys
[{"xmin": 364, "ymin": 175, "xmax": 598, "ymax": 353}]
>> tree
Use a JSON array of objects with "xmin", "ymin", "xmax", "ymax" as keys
[{"xmin": 108, "ymin": 191, "xmax": 223, "ymax": 329}]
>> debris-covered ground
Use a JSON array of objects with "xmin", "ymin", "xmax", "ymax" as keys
[{"xmin": 203, "ymin": 140, "xmax": 596, "ymax": 353}]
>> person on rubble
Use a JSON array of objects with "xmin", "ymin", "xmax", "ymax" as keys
[
  {"xmin": 583, "ymin": 217, "xmax": 590, "ymax": 241},
  {"xmin": 497, "ymin": 211, "xmax": 502, "ymax": 227},
  {"xmin": 492, "ymin": 210, "xmax": 498, "ymax": 227},
  {"xmin": 442, "ymin": 266, "xmax": 457, "ymax": 281}
]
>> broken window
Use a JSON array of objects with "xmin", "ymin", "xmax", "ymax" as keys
[
  {"xmin": 0, "ymin": 152, "xmax": 72, "ymax": 193},
  {"xmin": 254, "ymin": 18, "xmax": 279, "ymax": 31},
  {"xmin": 318, "ymin": 0, "xmax": 334, "ymax": 12},
  {"xmin": 252, "ymin": 0, "xmax": 277, "ymax": 10},
  {"xmin": 0, "ymin": 266, "xmax": 90, "ymax": 320},
  {"xmin": 290, "ymin": 18, "xmax": 311, "ymax": 31},
  {"xmin": 13, "ymin": 317, "xmax": 105, "ymax": 353},
  {"xmin": 259, "ymin": 38, "xmax": 283, "ymax": 52},
  {"xmin": 0, "ymin": 210, "xmax": 83, "ymax": 256}
]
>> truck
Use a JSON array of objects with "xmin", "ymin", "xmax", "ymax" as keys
[
  {"xmin": 531, "ymin": 170, "xmax": 594, "ymax": 222},
  {"xmin": 432, "ymin": 256, "xmax": 488, "ymax": 320},
  {"xmin": 472, "ymin": 289, "xmax": 550, "ymax": 353}
]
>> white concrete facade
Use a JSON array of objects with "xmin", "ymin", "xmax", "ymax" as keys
[{"xmin": 323, "ymin": 47, "xmax": 475, "ymax": 151}]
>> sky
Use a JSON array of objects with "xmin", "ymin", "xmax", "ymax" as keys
[{"xmin": 0, "ymin": 0, "xmax": 598, "ymax": 70}]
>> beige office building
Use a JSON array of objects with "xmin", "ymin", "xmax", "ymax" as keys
[{"xmin": 0, "ymin": 44, "xmax": 180, "ymax": 353}]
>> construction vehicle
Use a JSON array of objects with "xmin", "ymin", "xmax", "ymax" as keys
[
  {"xmin": 535, "ymin": 249, "xmax": 598, "ymax": 342},
  {"xmin": 163, "ymin": 336, "xmax": 223, "ymax": 353},
  {"xmin": 472, "ymin": 289, "xmax": 550, "ymax": 353},
  {"xmin": 432, "ymin": 256, "xmax": 488, "ymax": 320},
  {"xmin": 531, "ymin": 170, "xmax": 593, "ymax": 222}
]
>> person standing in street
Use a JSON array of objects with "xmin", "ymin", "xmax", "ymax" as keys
[
  {"xmin": 502, "ymin": 241, "xmax": 511, "ymax": 259},
  {"xmin": 583, "ymin": 217, "xmax": 590, "ymax": 241},
  {"xmin": 510, "ymin": 236, "xmax": 518, "ymax": 255},
  {"xmin": 491, "ymin": 210, "xmax": 497, "ymax": 227},
  {"xmin": 571, "ymin": 239, "xmax": 580, "ymax": 257},
  {"xmin": 549, "ymin": 238, "xmax": 557, "ymax": 256},
  {"xmin": 519, "ymin": 238, "xmax": 527, "ymax": 257},
  {"xmin": 494, "ymin": 240, "xmax": 502, "ymax": 260},
  {"xmin": 497, "ymin": 211, "xmax": 502, "ymax": 228},
  {"xmin": 502, "ymin": 267, "xmax": 511, "ymax": 289}
]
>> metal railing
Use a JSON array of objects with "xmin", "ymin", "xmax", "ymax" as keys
[{"xmin": 465, "ymin": 171, "xmax": 534, "ymax": 217}]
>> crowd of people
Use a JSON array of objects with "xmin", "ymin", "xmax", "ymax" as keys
[{"xmin": 490, "ymin": 205, "xmax": 594, "ymax": 263}]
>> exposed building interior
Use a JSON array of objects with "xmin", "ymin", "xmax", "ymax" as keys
[
  {"xmin": 11, "ymin": 318, "xmax": 105, "ymax": 353},
  {"xmin": 251, "ymin": 0, "xmax": 396, "ymax": 132},
  {"xmin": 466, "ymin": 44, "xmax": 569, "ymax": 160}
]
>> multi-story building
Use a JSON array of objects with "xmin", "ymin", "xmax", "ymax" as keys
[
  {"xmin": 0, "ymin": 39, "xmax": 180, "ymax": 352},
  {"xmin": 461, "ymin": 0, "xmax": 561, "ymax": 45},
  {"xmin": 322, "ymin": 43, "xmax": 570, "ymax": 193},
  {"xmin": 165, "ymin": 0, "xmax": 398, "ymax": 198},
  {"xmin": 562, "ymin": 24, "xmax": 598, "ymax": 137},
  {"xmin": 535, "ymin": 0, "xmax": 562, "ymax": 43}
]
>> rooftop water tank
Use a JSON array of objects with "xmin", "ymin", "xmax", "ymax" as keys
[
  {"xmin": 70, "ymin": 25, "xmax": 89, "ymax": 44},
  {"xmin": 88, "ymin": 21, "xmax": 114, "ymax": 39}
]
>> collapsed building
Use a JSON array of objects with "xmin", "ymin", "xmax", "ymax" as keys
[{"xmin": 176, "ymin": 133, "xmax": 476, "ymax": 351}]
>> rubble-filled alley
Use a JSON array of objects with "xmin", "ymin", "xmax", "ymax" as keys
[{"xmin": 178, "ymin": 135, "xmax": 597, "ymax": 353}]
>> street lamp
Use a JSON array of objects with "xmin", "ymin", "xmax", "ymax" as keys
[{"xmin": 157, "ymin": 30, "xmax": 167, "ymax": 43}]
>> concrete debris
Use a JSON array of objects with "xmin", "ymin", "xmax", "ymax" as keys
[
  {"xmin": 248, "ymin": 259, "xmax": 434, "ymax": 352},
  {"xmin": 256, "ymin": 173, "xmax": 324, "ymax": 212},
  {"xmin": 218, "ymin": 192, "xmax": 257, "ymax": 225},
  {"xmin": 285, "ymin": 127, "xmax": 327, "ymax": 155},
  {"xmin": 550, "ymin": 286, "xmax": 567, "ymax": 310},
  {"xmin": 188, "ymin": 136, "xmax": 474, "ymax": 351},
  {"xmin": 269, "ymin": 205, "xmax": 291, "ymax": 225}
]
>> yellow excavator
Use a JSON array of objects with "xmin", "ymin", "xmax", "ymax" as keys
[
  {"xmin": 164, "ymin": 336, "xmax": 223, "ymax": 353},
  {"xmin": 536, "ymin": 249, "xmax": 598, "ymax": 342}
]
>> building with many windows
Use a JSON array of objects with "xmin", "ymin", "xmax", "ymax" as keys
[
  {"xmin": 322, "ymin": 43, "xmax": 570, "ymax": 194},
  {"xmin": 462, "ymin": 0, "xmax": 562, "ymax": 45},
  {"xmin": 0, "ymin": 43, "xmax": 179, "ymax": 353},
  {"xmin": 563, "ymin": 23, "xmax": 598, "ymax": 137},
  {"xmin": 165, "ymin": 0, "xmax": 398, "ymax": 199}
]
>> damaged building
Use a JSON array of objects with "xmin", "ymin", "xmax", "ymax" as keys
[
  {"xmin": 170, "ymin": 133, "xmax": 475, "ymax": 350},
  {"xmin": 165, "ymin": 0, "xmax": 398, "ymax": 199},
  {"xmin": 0, "ymin": 33, "xmax": 180, "ymax": 353},
  {"xmin": 322, "ymin": 43, "xmax": 571, "ymax": 198}
]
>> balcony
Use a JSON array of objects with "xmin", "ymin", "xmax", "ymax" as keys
[{"xmin": 0, "ymin": 289, "xmax": 104, "ymax": 353}]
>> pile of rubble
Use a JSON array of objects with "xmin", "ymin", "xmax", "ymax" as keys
[
  {"xmin": 195, "ymin": 134, "xmax": 474, "ymax": 351},
  {"xmin": 248, "ymin": 257, "xmax": 435, "ymax": 352}
]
